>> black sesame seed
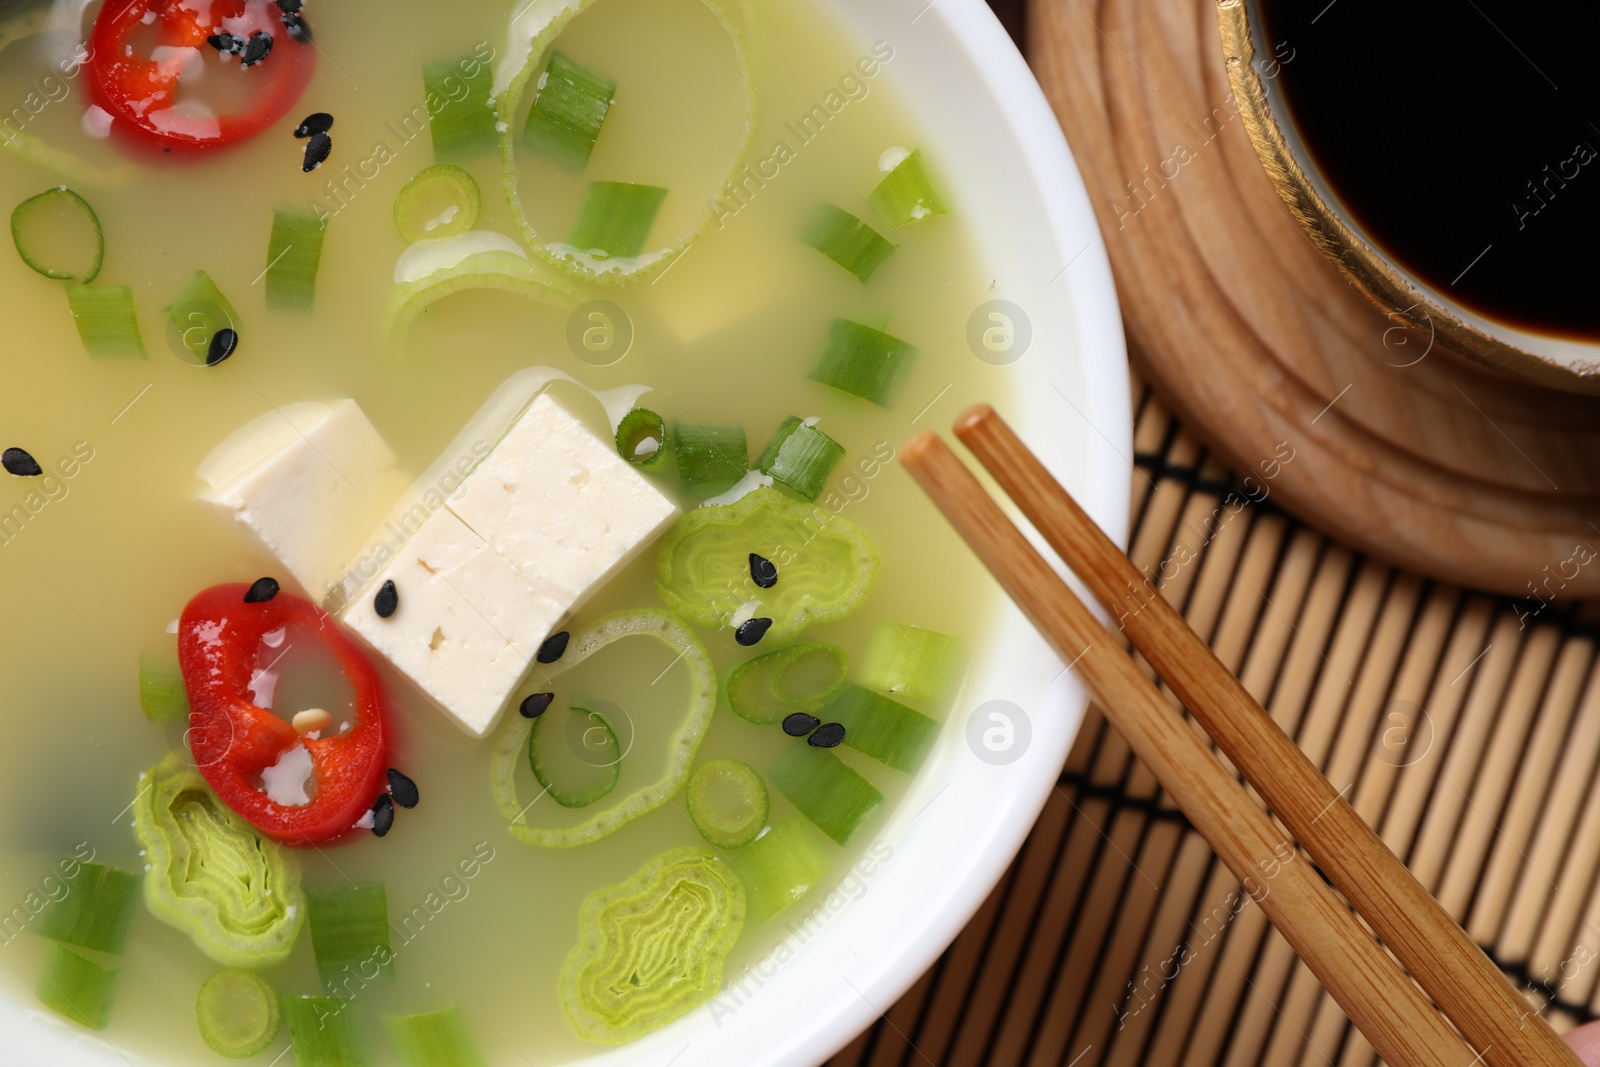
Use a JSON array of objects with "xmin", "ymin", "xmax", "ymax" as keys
[
  {"xmin": 206, "ymin": 32, "xmax": 244, "ymax": 54},
  {"xmin": 373, "ymin": 579, "xmax": 398, "ymax": 619},
  {"xmin": 293, "ymin": 111, "xmax": 333, "ymax": 138},
  {"xmin": 302, "ymin": 130, "xmax": 331, "ymax": 172},
  {"xmin": 520, "ymin": 692, "xmax": 554, "ymax": 718},
  {"xmin": 782, "ymin": 712, "xmax": 821, "ymax": 737},
  {"xmin": 371, "ymin": 793, "xmax": 395, "ymax": 837},
  {"xmin": 240, "ymin": 31, "xmax": 273, "ymax": 67},
  {"xmin": 386, "ymin": 768, "xmax": 419, "ymax": 809},
  {"xmin": 243, "ymin": 577, "xmax": 280, "ymax": 603},
  {"xmin": 206, "ymin": 328, "xmax": 238, "ymax": 366},
  {"xmin": 808, "ymin": 722, "xmax": 846, "ymax": 748},
  {"xmin": 749, "ymin": 553, "xmax": 777, "ymax": 589},
  {"xmin": 735, "ymin": 617, "xmax": 773, "ymax": 647},
  {"xmin": 536, "ymin": 631, "xmax": 570, "ymax": 664},
  {"xmin": 281, "ymin": 12, "xmax": 312, "ymax": 42},
  {"xmin": 2, "ymin": 447, "xmax": 42, "ymax": 477},
  {"xmin": 276, "ymin": 0, "xmax": 302, "ymax": 12}
]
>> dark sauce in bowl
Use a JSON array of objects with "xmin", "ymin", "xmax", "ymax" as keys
[{"xmin": 1258, "ymin": 0, "xmax": 1600, "ymax": 340}]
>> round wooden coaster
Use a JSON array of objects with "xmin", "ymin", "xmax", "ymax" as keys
[{"xmin": 1025, "ymin": 0, "xmax": 1600, "ymax": 598}]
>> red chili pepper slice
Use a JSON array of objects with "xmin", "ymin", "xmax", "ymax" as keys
[
  {"xmin": 85, "ymin": 0, "xmax": 315, "ymax": 152},
  {"xmin": 178, "ymin": 583, "xmax": 389, "ymax": 845}
]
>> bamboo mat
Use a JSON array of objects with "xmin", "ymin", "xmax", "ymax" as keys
[{"xmin": 826, "ymin": 368, "xmax": 1600, "ymax": 1066}]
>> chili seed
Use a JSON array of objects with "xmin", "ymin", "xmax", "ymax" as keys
[
  {"xmin": 782, "ymin": 712, "xmax": 821, "ymax": 737},
  {"xmin": 536, "ymin": 631, "xmax": 570, "ymax": 664},
  {"xmin": 240, "ymin": 31, "xmax": 273, "ymax": 67},
  {"xmin": 808, "ymin": 722, "xmax": 846, "ymax": 748},
  {"xmin": 2, "ymin": 447, "xmax": 42, "ymax": 477},
  {"xmin": 302, "ymin": 131, "xmax": 332, "ymax": 172},
  {"xmin": 387, "ymin": 768, "xmax": 419, "ymax": 809},
  {"xmin": 749, "ymin": 553, "xmax": 777, "ymax": 589},
  {"xmin": 206, "ymin": 32, "xmax": 244, "ymax": 54},
  {"xmin": 293, "ymin": 112, "xmax": 333, "ymax": 138},
  {"xmin": 371, "ymin": 793, "xmax": 395, "ymax": 837},
  {"xmin": 206, "ymin": 328, "xmax": 238, "ymax": 366},
  {"xmin": 243, "ymin": 577, "xmax": 280, "ymax": 603},
  {"xmin": 373, "ymin": 579, "xmax": 398, "ymax": 619},
  {"xmin": 520, "ymin": 692, "xmax": 554, "ymax": 718},
  {"xmin": 281, "ymin": 12, "xmax": 312, "ymax": 42},
  {"xmin": 735, "ymin": 617, "xmax": 773, "ymax": 647}
]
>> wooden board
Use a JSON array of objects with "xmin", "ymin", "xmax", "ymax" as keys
[{"xmin": 1022, "ymin": 0, "xmax": 1600, "ymax": 598}]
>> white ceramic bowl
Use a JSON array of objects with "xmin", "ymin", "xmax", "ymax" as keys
[{"xmin": 0, "ymin": 0, "xmax": 1129, "ymax": 1062}]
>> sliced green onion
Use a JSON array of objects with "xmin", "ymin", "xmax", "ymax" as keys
[
  {"xmin": 528, "ymin": 703, "xmax": 621, "ymax": 808},
  {"xmin": 686, "ymin": 758, "xmax": 768, "ymax": 848},
  {"xmin": 810, "ymin": 319, "xmax": 916, "ymax": 408},
  {"xmin": 725, "ymin": 643, "xmax": 849, "ymax": 725},
  {"xmin": 138, "ymin": 652, "xmax": 190, "ymax": 723},
  {"xmin": 385, "ymin": 231, "xmax": 578, "ymax": 342},
  {"xmin": 282, "ymin": 994, "xmax": 367, "ymax": 1067},
  {"xmin": 306, "ymin": 882, "xmax": 392, "ymax": 991},
  {"xmin": 385, "ymin": 1006, "xmax": 486, "ymax": 1067},
  {"xmin": 859, "ymin": 623, "xmax": 965, "ymax": 702},
  {"xmin": 868, "ymin": 148, "xmax": 949, "ymax": 226},
  {"xmin": 197, "ymin": 969, "xmax": 281, "ymax": 1059},
  {"xmin": 673, "ymin": 423, "xmax": 747, "ymax": 498},
  {"xmin": 11, "ymin": 187, "xmax": 103, "ymax": 282},
  {"xmin": 164, "ymin": 270, "xmax": 239, "ymax": 364},
  {"xmin": 37, "ymin": 942, "xmax": 118, "ymax": 1030},
  {"xmin": 756, "ymin": 417, "xmax": 844, "ymax": 501},
  {"xmin": 560, "ymin": 848, "xmax": 744, "ymax": 1044},
  {"xmin": 732, "ymin": 816, "xmax": 832, "ymax": 919},
  {"xmin": 616, "ymin": 407, "xmax": 671, "ymax": 472},
  {"xmin": 523, "ymin": 51, "xmax": 615, "ymax": 172},
  {"xmin": 493, "ymin": 611, "xmax": 715, "ymax": 848},
  {"xmin": 425, "ymin": 53, "xmax": 498, "ymax": 162},
  {"xmin": 265, "ymin": 209, "xmax": 327, "ymax": 313},
  {"xmin": 799, "ymin": 203, "xmax": 894, "ymax": 282},
  {"xmin": 66, "ymin": 285, "xmax": 145, "ymax": 359},
  {"xmin": 820, "ymin": 684, "xmax": 939, "ymax": 773},
  {"xmin": 770, "ymin": 743, "xmax": 883, "ymax": 846},
  {"xmin": 133, "ymin": 755, "xmax": 304, "ymax": 968},
  {"xmin": 393, "ymin": 165, "xmax": 481, "ymax": 243},
  {"xmin": 35, "ymin": 862, "xmax": 139, "ymax": 955},
  {"xmin": 657, "ymin": 487, "xmax": 878, "ymax": 640},
  {"xmin": 567, "ymin": 182, "xmax": 668, "ymax": 260}
]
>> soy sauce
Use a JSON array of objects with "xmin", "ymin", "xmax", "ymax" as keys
[{"xmin": 1258, "ymin": 0, "xmax": 1600, "ymax": 339}]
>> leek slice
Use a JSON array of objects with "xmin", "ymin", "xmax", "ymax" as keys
[
  {"xmin": 265, "ymin": 209, "xmax": 327, "ymax": 313},
  {"xmin": 35, "ymin": 862, "xmax": 139, "ymax": 955},
  {"xmin": 685, "ymin": 757, "xmax": 768, "ymax": 848},
  {"xmin": 811, "ymin": 319, "xmax": 916, "ymax": 408},
  {"xmin": 528, "ymin": 703, "xmax": 621, "ymax": 808},
  {"xmin": 567, "ymin": 182, "xmax": 668, "ymax": 260},
  {"xmin": 197, "ymin": 969, "xmax": 281, "ymax": 1059},
  {"xmin": 770, "ymin": 743, "xmax": 883, "ymax": 845},
  {"xmin": 657, "ymin": 488, "xmax": 878, "ymax": 639},
  {"xmin": 673, "ymin": 423, "xmax": 747, "ymax": 498},
  {"xmin": 385, "ymin": 230, "xmax": 578, "ymax": 341},
  {"xmin": 165, "ymin": 270, "xmax": 240, "ymax": 365},
  {"xmin": 615, "ymin": 407, "xmax": 671, "ymax": 472},
  {"xmin": 306, "ymin": 882, "xmax": 392, "ymax": 989},
  {"xmin": 859, "ymin": 622, "xmax": 965, "ymax": 702},
  {"xmin": 560, "ymin": 847, "xmax": 744, "ymax": 1043},
  {"xmin": 732, "ymin": 816, "xmax": 832, "ymax": 919},
  {"xmin": 799, "ymin": 203, "xmax": 894, "ymax": 282},
  {"xmin": 385, "ymin": 1006, "xmax": 486, "ymax": 1067},
  {"xmin": 492, "ymin": 611, "xmax": 715, "ymax": 848},
  {"xmin": 37, "ymin": 942, "xmax": 118, "ymax": 1030},
  {"xmin": 425, "ymin": 52, "xmax": 498, "ymax": 162},
  {"xmin": 868, "ymin": 148, "xmax": 949, "ymax": 226},
  {"xmin": 820, "ymin": 684, "xmax": 940, "ymax": 773},
  {"xmin": 10, "ymin": 187, "xmax": 103, "ymax": 282},
  {"xmin": 66, "ymin": 285, "xmax": 145, "ymax": 359},
  {"xmin": 393, "ymin": 165, "xmax": 481, "ymax": 243},
  {"xmin": 755, "ymin": 416, "xmax": 844, "ymax": 501},
  {"xmin": 282, "ymin": 995, "xmax": 368, "ymax": 1066},
  {"xmin": 725, "ymin": 643, "xmax": 849, "ymax": 725},
  {"xmin": 523, "ymin": 51, "xmax": 615, "ymax": 172},
  {"xmin": 132, "ymin": 755, "xmax": 305, "ymax": 968},
  {"xmin": 494, "ymin": 0, "xmax": 755, "ymax": 284}
]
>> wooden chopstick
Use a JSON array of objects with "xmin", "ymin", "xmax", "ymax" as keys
[
  {"xmin": 940, "ymin": 404, "xmax": 1579, "ymax": 1067},
  {"xmin": 902, "ymin": 430, "xmax": 1481, "ymax": 1067}
]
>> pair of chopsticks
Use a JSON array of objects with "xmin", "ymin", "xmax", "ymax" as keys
[{"xmin": 902, "ymin": 405, "xmax": 1578, "ymax": 1067}]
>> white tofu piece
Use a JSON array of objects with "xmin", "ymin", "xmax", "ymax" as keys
[
  {"xmin": 339, "ymin": 505, "xmax": 566, "ymax": 737},
  {"xmin": 197, "ymin": 400, "xmax": 409, "ymax": 601},
  {"xmin": 448, "ymin": 392, "xmax": 679, "ymax": 607}
]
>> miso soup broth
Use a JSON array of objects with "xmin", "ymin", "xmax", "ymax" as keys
[{"xmin": 0, "ymin": 0, "xmax": 1015, "ymax": 1061}]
